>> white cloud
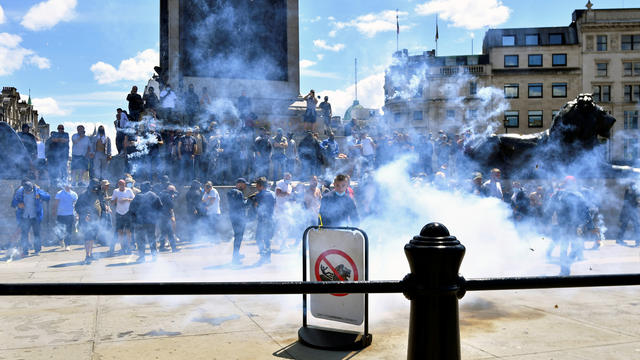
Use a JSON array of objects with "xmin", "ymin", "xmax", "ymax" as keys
[
  {"xmin": 319, "ymin": 73, "xmax": 385, "ymax": 117},
  {"xmin": 316, "ymin": 54, "xmax": 325, "ymax": 61},
  {"xmin": 333, "ymin": 10, "xmax": 409, "ymax": 38},
  {"xmin": 32, "ymin": 97, "xmax": 71, "ymax": 116},
  {"xmin": 21, "ymin": 0, "xmax": 77, "ymax": 31},
  {"xmin": 0, "ymin": 32, "xmax": 51, "ymax": 76},
  {"xmin": 0, "ymin": 5, "xmax": 6, "ymax": 24},
  {"xmin": 90, "ymin": 49, "xmax": 158, "ymax": 84},
  {"xmin": 313, "ymin": 39, "xmax": 345, "ymax": 52},
  {"xmin": 300, "ymin": 59, "xmax": 316, "ymax": 69},
  {"xmin": 29, "ymin": 55, "xmax": 51, "ymax": 69},
  {"xmin": 299, "ymin": 58, "xmax": 339, "ymax": 78},
  {"xmin": 415, "ymin": 0, "xmax": 510, "ymax": 30},
  {"xmin": 328, "ymin": 30, "xmax": 337, "ymax": 38}
]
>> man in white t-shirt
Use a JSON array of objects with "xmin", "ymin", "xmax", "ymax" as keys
[
  {"xmin": 274, "ymin": 173, "xmax": 293, "ymax": 250},
  {"xmin": 111, "ymin": 179, "xmax": 135, "ymax": 254},
  {"xmin": 201, "ymin": 181, "xmax": 221, "ymax": 239},
  {"xmin": 360, "ymin": 131, "xmax": 376, "ymax": 171}
]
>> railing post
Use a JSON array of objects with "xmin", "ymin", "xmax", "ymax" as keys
[{"xmin": 403, "ymin": 222, "xmax": 466, "ymax": 360}]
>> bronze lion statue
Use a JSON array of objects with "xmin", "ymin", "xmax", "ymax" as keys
[{"xmin": 467, "ymin": 94, "xmax": 616, "ymax": 178}]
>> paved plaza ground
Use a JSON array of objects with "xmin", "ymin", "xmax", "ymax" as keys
[{"xmin": 0, "ymin": 236, "xmax": 639, "ymax": 359}]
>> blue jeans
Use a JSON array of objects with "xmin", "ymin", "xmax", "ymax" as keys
[{"xmin": 20, "ymin": 218, "xmax": 41, "ymax": 253}]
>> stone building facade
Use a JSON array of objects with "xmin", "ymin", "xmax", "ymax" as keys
[
  {"xmin": 384, "ymin": 6, "xmax": 640, "ymax": 163},
  {"xmin": 159, "ymin": 0, "xmax": 301, "ymax": 129},
  {"xmin": 0, "ymin": 87, "xmax": 46, "ymax": 135}
]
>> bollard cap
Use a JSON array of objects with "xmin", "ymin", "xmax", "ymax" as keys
[{"xmin": 410, "ymin": 222, "xmax": 459, "ymax": 246}]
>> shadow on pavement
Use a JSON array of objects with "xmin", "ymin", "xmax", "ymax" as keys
[
  {"xmin": 203, "ymin": 260, "xmax": 265, "ymax": 271},
  {"xmin": 49, "ymin": 261, "xmax": 86, "ymax": 268},
  {"xmin": 273, "ymin": 341, "xmax": 359, "ymax": 360}
]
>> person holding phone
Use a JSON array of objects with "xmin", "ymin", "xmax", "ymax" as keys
[{"xmin": 302, "ymin": 89, "xmax": 318, "ymax": 131}]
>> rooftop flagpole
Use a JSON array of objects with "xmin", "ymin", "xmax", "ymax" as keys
[
  {"xmin": 435, "ymin": 14, "xmax": 439, "ymax": 56},
  {"xmin": 396, "ymin": 9, "xmax": 399, "ymax": 52}
]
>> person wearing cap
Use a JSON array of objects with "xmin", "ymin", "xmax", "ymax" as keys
[
  {"xmin": 252, "ymin": 177, "xmax": 276, "ymax": 264},
  {"xmin": 123, "ymin": 174, "xmax": 140, "ymax": 194},
  {"xmin": 111, "ymin": 179, "xmax": 135, "ymax": 254},
  {"xmin": 52, "ymin": 182, "xmax": 78, "ymax": 251},
  {"xmin": 129, "ymin": 181, "xmax": 163, "ymax": 262},
  {"xmin": 48, "ymin": 124, "xmax": 70, "ymax": 183},
  {"xmin": 178, "ymin": 128, "xmax": 197, "ymax": 184},
  {"xmin": 158, "ymin": 184, "xmax": 179, "ymax": 252},
  {"xmin": 227, "ymin": 178, "xmax": 249, "ymax": 264},
  {"xmin": 271, "ymin": 128, "xmax": 288, "ymax": 182},
  {"xmin": 11, "ymin": 181, "xmax": 50, "ymax": 256},
  {"xmin": 76, "ymin": 179, "xmax": 104, "ymax": 264},
  {"xmin": 274, "ymin": 173, "xmax": 293, "ymax": 250},
  {"xmin": 469, "ymin": 172, "xmax": 487, "ymax": 196}
]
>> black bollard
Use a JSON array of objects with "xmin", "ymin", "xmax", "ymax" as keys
[{"xmin": 403, "ymin": 222, "xmax": 465, "ymax": 360}]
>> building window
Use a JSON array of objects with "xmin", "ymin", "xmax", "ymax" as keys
[
  {"xmin": 467, "ymin": 109, "xmax": 478, "ymax": 120},
  {"xmin": 504, "ymin": 55, "xmax": 519, "ymax": 67},
  {"xmin": 552, "ymin": 110, "xmax": 559, "ymax": 120},
  {"xmin": 504, "ymin": 111, "xmax": 519, "ymax": 128},
  {"xmin": 602, "ymin": 85, "xmax": 611, "ymax": 102},
  {"xmin": 469, "ymin": 81, "xmax": 477, "ymax": 95},
  {"xmin": 624, "ymin": 138, "xmax": 639, "ymax": 161},
  {"xmin": 528, "ymin": 110, "xmax": 543, "ymax": 128},
  {"xmin": 596, "ymin": 63, "xmax": 608, "ymax": 77},
  {"xmin": 394, "ymin": 112, "xmax": 402, "ymax": 122},
  {"xmin": 596, "ymin": 35, "xmax": 607, "ymax": 51},
  {"xmin": 593, "ymin": 85, "xmax": 611, "ymax": 103},
  {"xmin": 504, "ymin": 84, "xmax": 519, "ymax": 98},
  {"xmin": 552, "ymin": 54, "xmax": 567, "ymax": 66},
  {"xmin": 502, "ymin": 35, "xmax": 515, "ymax": 46},
  {"xmin": 621, "ymin": 35, "xmax": 640, "ymax": 50},
  {"xmin": 525, "ymin": 34, "xmax": 539, "ymax": 46},
  {"xmin": 413, "ymin": 111, "xmax": 423, "ymax": 122},
  {"xmin": 552, "ymin": 83, "xmax": 567, "ymax": 98},
  {"xmin": 528, "ymin": 54, "xmax": 542, "ymax": 67},
  {"xmin": 528, "ymin": 83, "xmax": 543, "ymax": 98},
  {"xmin": 625, "ymin": 111, "xmax": 639, "ymax": 129},
  {"xmin": 623, "ymin": 62, "xmax": 640, "ymax": 76},
  {"xmin": 446, "ymin": 110, "xmax": 455, "ymax": 120},
  {"xmin": 549, "ymin": 33, "xmax": 563, "ymax": 45},
  {"xmin": 624, "ymin": 85, "xmax": 640, "ymax": 102}
]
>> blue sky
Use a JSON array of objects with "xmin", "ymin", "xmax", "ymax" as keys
[{"xmin": 0, "ymin": 0, "xmax": 635, "ymax": 132}]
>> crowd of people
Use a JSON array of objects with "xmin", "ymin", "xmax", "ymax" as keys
[
  {"xmin": 8, "ymin": 171, "xmax": 359, "ymax": 266},
  {"xmin": 6, "ymin": 83, "xmax": 639, "ymax": 275}
]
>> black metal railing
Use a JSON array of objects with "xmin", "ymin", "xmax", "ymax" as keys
[{"xmin": 3, "ymin": 222, "xmax": 640, "ymax": 360}]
